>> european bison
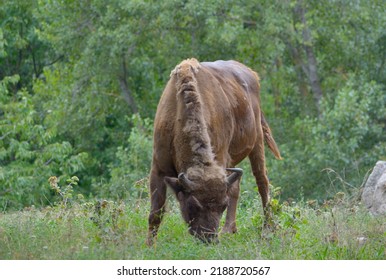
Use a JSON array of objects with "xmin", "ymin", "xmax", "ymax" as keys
[{"xmin": 147, "ymin": 58, "xmax": 281, "ymax": 245}]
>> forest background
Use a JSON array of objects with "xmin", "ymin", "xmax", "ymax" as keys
[{"xmin": 1, "ymin": 0, "xmax": 386, "ymax": 211}]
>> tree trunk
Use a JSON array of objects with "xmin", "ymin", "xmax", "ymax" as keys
[
  {"xmin": 294, "ymin": 0, "xmax": 323, "ymax": 115},
  {"xmin": 282, "ymin": 37, "xmax": 310, "ymax": 100},
  {"xmin": 119, "ymin": 58, "xmax": 138, "ymax": 114}
]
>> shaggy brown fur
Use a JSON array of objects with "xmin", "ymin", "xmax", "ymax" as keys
[{"xmin": 146, "ymin": 58, "xmax": 281, "ymax": 245}]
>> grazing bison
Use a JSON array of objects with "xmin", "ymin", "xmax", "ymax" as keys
[{"xmin": 146, "ymin": 58, "xmax": 281, "ymax": 245}]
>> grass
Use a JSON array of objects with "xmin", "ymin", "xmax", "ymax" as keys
[{"xmin": 0, "ymin": 189, "xmax": 385, "ymax": 260}]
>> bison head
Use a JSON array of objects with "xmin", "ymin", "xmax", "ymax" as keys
[{"xmin": 164, "ymin": 168, "xmax": 243, "ymax": 243}]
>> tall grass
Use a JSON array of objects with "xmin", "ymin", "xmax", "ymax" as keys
[{"xmin": 0, "ymin": 186, "xmax": 384, "ymax": 260}]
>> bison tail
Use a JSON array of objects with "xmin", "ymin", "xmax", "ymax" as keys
[{"xmin": 261, "ymin": 113, "xmax": 282, "ymax": 160}]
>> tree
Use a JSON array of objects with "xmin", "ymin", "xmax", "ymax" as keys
[{"xmin": 0, "ymin": 0, "xmax": 57, "ymax": 92}]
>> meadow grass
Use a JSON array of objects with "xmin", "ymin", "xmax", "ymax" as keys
[{"xmin": 0, "ymin": 192, "xmax": 385, "ymax": 260}]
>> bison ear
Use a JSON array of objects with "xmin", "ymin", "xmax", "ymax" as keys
[
  {"xmin": 165, "ymin": 176, "xmax": 187, "ymax": 202},
  {"xmin": 164, "ymin": 176, "xmax": 187, "ymax": 202},
  {"xmin": 164, "ymin": 176, "xmax": 182, "ymax": 195}
]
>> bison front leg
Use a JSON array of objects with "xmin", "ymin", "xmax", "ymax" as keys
[
  {"xmin": 146, "ymin": 170, "xmax": 167, "ymax": 246},
  {"xmin": 222, "ymin": 179, "xmax": 241, "ymax": 234}
]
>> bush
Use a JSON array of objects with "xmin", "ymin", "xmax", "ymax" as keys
[
  {"xmin": 95, "ymin": 114, "xmax": 153, "ymax": 200},
  {"xmin": 0, "ymin": 75, "xmax": 89, "ymax": 210}
]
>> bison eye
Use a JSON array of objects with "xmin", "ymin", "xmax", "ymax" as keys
[
  {"xmin": 187, "ymin": 201, "xmax": 201, "ymax": 214},
  {"xmin": 186, "ymin": 195, "xmax": 203, "ymax": 217}
]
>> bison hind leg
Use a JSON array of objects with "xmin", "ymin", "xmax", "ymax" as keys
[{"xmin": 248, "ymin": 135, "xmax": 273, "ymax": 223}]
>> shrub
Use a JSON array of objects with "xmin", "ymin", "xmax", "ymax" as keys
[
  {"xmin": 95, "ymin": 114, "xmax": 152, "ymax": 200},
  {"xmin": 0, "ymin": 75, "xmax": 89, "ymax": 210}
]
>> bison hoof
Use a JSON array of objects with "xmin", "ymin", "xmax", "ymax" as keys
[
  {"xmin": 145, "ymin": 235, "xmax": 156, "ymax": 247},
  {"xmin": 221, "ymin": 225, "xmax": 237, "ymax": 234}
]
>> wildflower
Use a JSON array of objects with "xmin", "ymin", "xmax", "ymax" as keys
[{"xmin": 48, "ymin": 176, "xmax": 60, "ymax": 193}]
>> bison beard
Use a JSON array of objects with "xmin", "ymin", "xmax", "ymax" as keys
[{"xmin": 146, "ymin": 58, "xmax": 281, "ymax": 246}]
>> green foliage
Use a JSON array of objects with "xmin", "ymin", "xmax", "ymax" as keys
[
  {"xmin": 0, "ymin": 75, "xmax": 88, "ymax": 209},
  {"xmin": 268, "ymin": 75, "xmax": 386, "ymax": 199},
  {"xmin": 1, "ymin": 0, "xmax": 386, "ymax": 209},
  {"xmin": 0, "ymin": 0, "xmax": 55, "ymax": 91},
  {"xmin": 32, "ymin": 66, "xmax": 124, "ymax": 184},
  {"xmin": 95, "ymin": 114, "xmax": 153, "ymax": 200}
]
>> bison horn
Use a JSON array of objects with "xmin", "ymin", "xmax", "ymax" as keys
[
  {"xmin": 226, "ymin": 168, "xmax": 243, "ymax": 186},
  {"xmin": 178, "ymin": 173, "xmax": 195, "ymax": 192}
]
